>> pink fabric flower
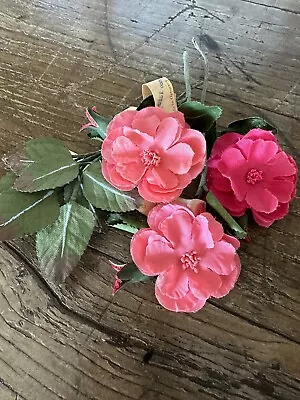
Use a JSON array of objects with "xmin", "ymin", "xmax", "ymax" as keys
[
  {"xmin": 207, "ymin": 129, "xmax": 297, "ymax": 227},
  {"xmin": 101, "ymin": 107, "xmax": 206, "ymax": 202},
  {"xmin": 130, "ymin": 204, "xmax": 240, "ymax": 313}
]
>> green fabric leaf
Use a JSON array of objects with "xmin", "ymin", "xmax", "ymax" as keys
[
  {"xmin": 0, "ymin": 189, "xmax": 60, "ymax": 240},
  {"xmin": 206, "ymin": 192, "xmax": 247, "ymax": 240},
  {"xmin": 2, "ymin": 147, "xmax": 31, "ymax": 176},
  {"xmin": 14, "ymin": 138, "xmax": 79, "ymax": 192},
  {"xmin": 0, "ymin": 172, "xmax": 16, "ymax": 193},
  {"xmin": 63, "ymin": 179, "xmax": 80, "ymax": 203},
  {"xmin": 179, "ymin": 101, "xmax": 222, "ymax": 132},
  {"xmin": 137, "ymin": 95, "xmax": 155, "ymax": 110},
  {"xmin": 224, "ymin": 117, "xmax": 277, "ymax": 135},
  {"xmin": 36, "ymin": 201, "xmax": 95, "ymax": 284},
  {"xmin": 110, "ymin": 223, "xmax": 138, "ymax": 234},
  {"xmin": 82, "ymin": 107, "xmax": 109, "ymax": 140},
  {"xmin": 117, "ymin": 262, "xmax": 148, "ymax": 283},
  {"xmin": 86, "ymin": 129, "xmax": 104, "ymax": 140},
  {"xmin": 237, "ymin": 212, "xmax": 249, "ymax": 231},
  {"xmin": 82, "ymin": 162, "xmax": 139, "ymax": 212},
  {"xmin": 107, "ymin": 212, "xmax": 148, "ymax": 231}
]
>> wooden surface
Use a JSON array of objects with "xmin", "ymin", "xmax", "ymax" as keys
[{"xmin": 0, "ymin": 0, "xmax": 300, "ymax": 399}]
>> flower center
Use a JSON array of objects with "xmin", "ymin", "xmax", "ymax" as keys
[
  {"xmin": 181, "ymin": 251, "xmax": 200, "ymax": 273},
  {"xmin": 141, "ymin": 150, "xmax": 161, "ymax": 167},
  {"xmin": 246, "ymin": 168, "xmax": 263, "ymax": 184}
]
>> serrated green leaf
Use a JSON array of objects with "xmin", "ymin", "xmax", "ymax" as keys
[
  {"xmin": 0, "ymin": 189, "xmax": 60, "ymax": 240},
  {"xmin": 137, "ymin": 95, "xmax": 155, "ymax": 111},
  {"xmin": 117, "ymin": 262, "xmax": 148, "ymax": 283},
  {"xmin": 179, "ymin": 101, "xmax": 222, "ymax": 132},
  {"xmin": 36, "ymin": 201, "xmax": 95, "ymax": 284},
  {"xmin": 224, "ymin": 117, "xmax": 277, "ymax": 135},
  {"xmin": 82, "ymin": 162, "xmax": 139, "ymax": 212},
  {"xmin": 0, "ymin": 172, "xmax": 16, "ymax": 193},
  {"xmin": 14, "ymin": 138, "xmax": 79, "ymax": 192}
]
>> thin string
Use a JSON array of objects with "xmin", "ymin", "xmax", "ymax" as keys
[
  {"xmin": 192, "ymin": 36, "xmax": 209, "ymax": 104},
  {"xmin": 183, "ymin": 50, "xmax": 192, "ymax": 102},
  {"xmin": 179, "ymin": 38, "xmax": 210, "ymax": 104}
]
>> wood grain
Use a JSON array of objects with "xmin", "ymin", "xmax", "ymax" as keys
[{"xmin": 0, "ymin": 0, "xmax": 299, "ymax": 399}]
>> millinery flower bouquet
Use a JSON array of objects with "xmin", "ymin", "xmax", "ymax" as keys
[{"xmin": 0, "ymin": 49, "xmax": 297, "ymax": 313}]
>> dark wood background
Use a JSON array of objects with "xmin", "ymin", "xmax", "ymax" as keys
[{"xmin": 0, "ymin": 0, "xmax": 299, "ymax": 399}]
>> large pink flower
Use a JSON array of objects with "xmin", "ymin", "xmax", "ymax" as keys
[
  {"xmin": 207, "ymin": 129, "xmax": 297, "ymax": 227},
  {"xmin": 130, "ymin": 204, "xmax": 240, "ymax": 312},
  {"xmin": 101, "ymin": 107, "xmax": 206, "ymax": 202}
]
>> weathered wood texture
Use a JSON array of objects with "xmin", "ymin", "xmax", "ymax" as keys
[{"xmin": 0, "ymin": 0, "xmax": 299, "ymax": 399}]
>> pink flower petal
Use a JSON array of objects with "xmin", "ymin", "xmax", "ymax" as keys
[
  {"xmin": 201, "ymin": 241, "xmax": 237, "ymax": 275},
  {"xmin": 212, "ymin": 256, "xmax": 241, "ymax": 299},
  {"xmin": 218, "ymin": 148, "xmax": 247, "ymax": 174},
  {"xmin": 180, "ymin": 129, "xmax": 206, "ymax": 165},
  {"xmin": 102, "ymin": 161, "xmax": 136, "ymax": 191},
  {"xmin": 155, "ymin": 117, "xmax": 181, "ymax": 149},
  {"xmin": 130, "ymin": 229, "xmax": 168, "ymax": 276},
  {"xmin": 201, "ymin": 212, "xmax": 224, "ymax": 242},
  {"xmin": 188, "ymin": 268, "xmax": 222, "ymax": 298},
  {"xmin": 164, "ymin": 143, "xmax": 194, "ymax": 174},
  {"xmin": 138, "ymin": 179, "xmax": 183, "ymax": 202},
  {"xmin": 155, "ymin": 267, "xmax": 189, "ymax": 299},
  {"xmin": 207, "ymin": 168, "xmax": 232, "ymax": 192},
  {"xmin": 133, "ymin": 106, "xmax": 166, "ymax": 121},
  {"xmin": 101, "ymin": 138, "xmax": 115, "ymax": 163},
  {"xmin": 123, "ymin": 127, "xmax": 154, "ymax": 149},
  {"xmin": 116, "ymin": 161, "xmax": 146, "ymax": 184},
  {"xmin": 108, "ymin": 109, "xmax": 137, "ymax": 132},
  {"xmin": 235, "ymin": 138, "xmax": 254, "ymax": 159},
  {"xmin": 112, "ymin": 276, "xmax": 123, "ymax": 295},
  {"xmin": 155, "ymin": 283, "xmax": 206, "ymax": 312},
  {"xmin": 222, "ymin": 234, "xmax": 240, "ymax": 250},
  {"xmin": 252, "ymin": 202, "xmax": 289, "ymax": 227},
  {"xmin": 177, "ymin": 172, "xmax": 193, "ymax": 189},
  {"xmin": 207, "ymin": 188, "xmax": 248, "ymax": 216},
  {"xmin": 168, "ymin": 111, "xmax": 186, "ymax": 127},
  {"xmin": 267, "ymin": 179, "xmax": 295, "ymax": 202},
  {"xmin": 147, "ymin": 203, "xmax": 191, "ymax": 231},
  {"xmin": 132, "ymin": 114, "xmax": 161, "ymax": 136},
  {"xmin": 175, "ymin": 199, "xmax": 206, "ymax": 216},
  {"xmin": 192, "ymin": 215, "xmax": 214, "ymax": 251},
  {"xmin": 189, "ymin": 158, "xmax": 206, "ymax": 180},
  {"xmin": 159, "ymin": 210, "xmax": 194, "ymax": 249},
  {"xmin": 266, "ymin": 151, "xmax": 297, "ymax": 178},
  {"xmin": 150, "ymin": 165, "xmax": 179, "ymax": 189},
  {"xmin": 109, "ymin": 261, "xmax": 125, "ymax": 272},
  {"xmin": 145, "ymin": 238, "xmax": 178, "ymax": 274},
  {"xmin": 210, "ymin": 132, "xmax": 242, "ymax": 160},
  {"xmin": 246, "ymin": 187, "xmax": 278, "ymax": 213},
  {"xmin": 248, "ymin": 139, "xmax": 278, "ymax": 164},
  {"xmin": 245, "ymin": 129, "xmax": 277, "ymax": 142},
  {"xmin": 112, "ymin": 136, "xmax": 141, "ymax": 163}
]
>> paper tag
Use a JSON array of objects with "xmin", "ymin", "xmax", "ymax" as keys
[{"xmin": 142, "ymin": 77, "xmax": 177, "ymax": 112}]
